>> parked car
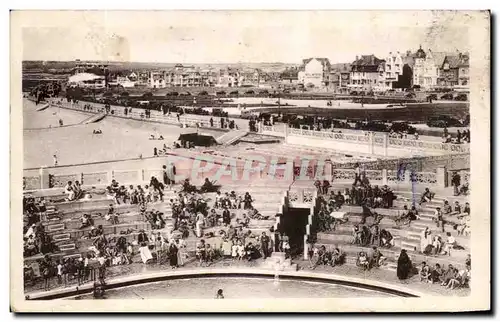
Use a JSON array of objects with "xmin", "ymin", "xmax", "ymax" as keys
[
  {"xmin": 426, "ymin": 115, "xmax": 463, "ymax": 128},
  {"xmin": 440, "ymin": 93, "xmax": 454, "ymax": 100},
  {"xmin": 427, "ymin": 94, "xmax": 438, "ymax": 101},
  {"xmin": 455, "ymin": 93, "xmax": 468, "ymax": 101}
]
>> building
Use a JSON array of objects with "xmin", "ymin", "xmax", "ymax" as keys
[
  {"xmin": 279, "ymin": 67, "xmax": 300, "ymax": 86},
  {"xmin": 381, "ymin": 52, "xmax": 404, "ymax": 90},
  {"xmin": 457, "ymin": 52, "xmax": 470, "ymax": 88},
  {"xmin": 240, "ymin": 69, "xmax": 263, "ymax": 87},
  {"xmin": 298, "ymin": 58, "xmax": 331, "ymax": 88},
  {"xmin": 349, "ymin": 55, "xmax": 385, "ymax": 91},
  {"xmin": 67, "ymin": 73, "xmax": 106, "ymax": 89},
  {"xmin": 412, "ymin": 46, "xmax": 452, "ymax": 89},
  {"xmin": 436, "ymin": 52, "xmax": 470, "ymax": 89},
  {"xmin": 216, "ymin": 68, "xmax": 243, "ymax": 87},
  {"xmin": 328, "ymin": 63, "xmax": 351, "ymax": 92},
  {"xmin": 147, "ymin": 65, "xmax": 218, "ymax": 88},
  {"xmin": 376, "ymin": 51, "xmax": 414, "ymax": 90},
  {"xmin": 149, "ymin": 71, "xmax": 167, "ymax": 88}
]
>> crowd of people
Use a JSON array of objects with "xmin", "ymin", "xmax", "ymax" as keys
[
  {"xmin": 442, "ymin": 128, "xmax": 471, "ymax": 144},
  {"xmin": 308, "ymin": 244, "xmax": 346, "ymax": 269},
  {"xmin": 23, "ymin": 196, "xmax": 58, "ymax": 258},
  {"xmin": 105, "ymin": 176, "xmax": 169, "ymax": 205},
  {"xmin": 419, "ymin": 255, "xmax": 471, "ymax": 289}
]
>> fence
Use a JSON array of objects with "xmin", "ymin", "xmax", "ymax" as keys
[
  {"xmin": 331, "ymin": 153, "xmax": 470, "ymax": 173},
  {"xmin": 260, "ymin": 124, "xmax": 470, "ymax": 156},
  {"xmin": 48, "ymin": 98, "xmax": 231, "ymax": 130}
]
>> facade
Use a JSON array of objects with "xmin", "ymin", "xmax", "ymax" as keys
[
  {"xmin": 438, "ymin": 55, "xmax": 460, "ymax": 87},
  {"xmin": 217, "ymin": 68, "xmax": 243, "ymax": 87},
  {"xmin": 381, "ymin": 52, "xmax": 404, "ymax": 90},
  {"xmin": 239, "ymin": 69, "xmax": 263, "ymax": 87},
  {"xmin": 279, "ymin": 67, "xmax": 300, "ymax": 86},
  {"xmin": 349, "ymin": 55, "xmax": 385, "ymax": 91},
  {"xmin": 328, "ymin": 63, "xmax": 351, "ymax": 92},
  {"xmin": 300, "ymin": 58, "xmax": 331, "ymax": 88},
  {"xmin": 457, "ymin": 53, "xmax": 470, "ymax": 88},
  {"xmin": 437, "ymin": 52, "xmax": 470, "ymax": 89},
  {"xmin": 149, "ymin": 71, "xmax": 167, "ymax": 88},
  {"xmin": 148, "ymin": 65, "xmax": 218, "ymax": 88},
  {"xmin": 412, "ymin": 46, "xmax": 449, "ymax": 89}
]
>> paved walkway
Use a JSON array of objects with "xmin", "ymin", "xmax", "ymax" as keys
[{"xmin": 25, "ymin": 256, "xmax": 470, "ymax": 297}]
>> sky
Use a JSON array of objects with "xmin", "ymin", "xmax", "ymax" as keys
[{"xmin": 18, "ymin": 11, "xmax": 474, "ymax": 64}]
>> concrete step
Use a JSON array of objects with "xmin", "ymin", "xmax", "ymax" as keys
[
  {"xmin": 59, "ymin": 243, "xmax": 76, "ymax": 252},
  {"xmin": 47, "ymin": 223, "xmax": 65, "ymax": 232},
  {"xmin": 52, "ymin": 233, "xmax": 71, "ymax": 242}
]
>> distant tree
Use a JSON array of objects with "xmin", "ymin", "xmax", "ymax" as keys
[
  {"xmin": 245, "ymin": 90, "xmax": 255, "ymax": 95},
  {"xmin": 306, "ymin": 83, "xmax": 315, "ymax": 88},
  {"xmin": 142, "ymin": 92, "xmax": 153, "ymax": 98},
  {"xmin": 198, "ymin": 91, "xmax": 208, "ymax": 96},
  {"xmin": 103, "ymin": 91, "xmax": 114, "ymax": 97},
  {"xmin": 216, "ymin": 91, "xmax": 226, "ymax": 96},
  {"xmin": 230, "ymin": 90, "xmax": 239, "ymax": 95},
  {"xmin": 121, "ymin": 91, "xmax": 130, "ymax": 97}
]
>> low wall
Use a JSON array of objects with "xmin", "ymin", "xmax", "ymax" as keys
[
  {"xmin": 26, "ymin": 268, "xmax": 424, "ymax": 301},
  {"xmin": 260, "ymin": 124, "xmax": 470, "ymax": 158},
  {"xmin": 22, "ymin": 151, "xmax": 293, "ymax": 191},
  {"xmin": 23, "ymin": 151, "xmax": 453, "ymax": 191}
]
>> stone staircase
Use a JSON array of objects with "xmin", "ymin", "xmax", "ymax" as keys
[{"xmin": 216, "ymin": 130, "xmax": 248, "ymax": 145}]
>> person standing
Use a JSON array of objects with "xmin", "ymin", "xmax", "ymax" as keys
[
  {"xmin": 396, "ymin": 249, "xmax": 412, "ymax": 281},
  {"xmin": 162, "ymin": 165, "xmax": 171, "ymax": 186},
  {"xmin": 451, "ymin": 172, "xmax": 461, "ymax": 196},
  {"xmin": 260, "ymin": 232, "xmax": 270, "ymax": 259},
  {"xmin": 53, "ymin": 154, "xmax": 58, "ymax": 166},
  {"xmin": 169, "ymin": 241, "xmax": 179, "ymax": 269}
]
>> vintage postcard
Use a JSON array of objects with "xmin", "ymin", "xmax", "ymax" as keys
[{"xmin": 10, "ymin": 10, "xmax": 490, "ymax": 312}]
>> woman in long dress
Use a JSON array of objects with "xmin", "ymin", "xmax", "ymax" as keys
[
  {"xmin": 420, "ymin": 227, "xmax": 432, "ymax": 253},
  {"xmin": 176, "ymin": 238, "xmax": 186, "ymax": 267},
  {"xmin": 168, "ymin": 241, "xmax": 179, "ymax": 268},
  {"xmin": 397, "ymin": 249, "xmax": 412, "ymax": 281}
]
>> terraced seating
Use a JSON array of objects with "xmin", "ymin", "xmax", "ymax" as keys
[{"xmin": 313, "ymin": 186, "xmax": 470, "ymax": 274}]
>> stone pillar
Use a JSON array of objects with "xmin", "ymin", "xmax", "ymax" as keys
[
  {"xmin": 39, "ymin": 167, "xmax": 50, "ymax": 189},
  {"xmin": 323, "ymin": 160, "xmax": 333, "ymax": 181},
  {"xmin": 436, "ymin": 166, "xmax": 447, "ymax": 188},
  {"xmin": 382, "ymin": 169, "xmax": 388, "ymax": 185},
  {"xmin": 303, "ymin": 234, "xmax": 309, "ymax": 260},
  {"xmin": 383, "ymin": 133, "xmax": 389, "ymax": 157},
  {"xmin": 369, "ymin": 132, "xmax": 374, "ymax": 155},
  {"xmin": 404, "ymin": 170, "xmax": 412, "ymax": 184}
]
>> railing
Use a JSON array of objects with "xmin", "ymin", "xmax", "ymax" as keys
[
  {"xmin": 48, "ymin": 99, "xmax": 229, "ymax": 130},
  {"xmin": 23, "ymin": 165, "xmax": 293, "ymax": 191},
  {"xmin": 388, "ymin": 137, "xmax": 470, "ymax": 154},
  {"xmin": 283, "ymin": 126, "xmax": 470, "ymax": 154}
]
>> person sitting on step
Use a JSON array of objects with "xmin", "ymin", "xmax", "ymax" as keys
[{"xmin": 419, "ymin": 187, "xmax": 435, "ymax": 205}]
